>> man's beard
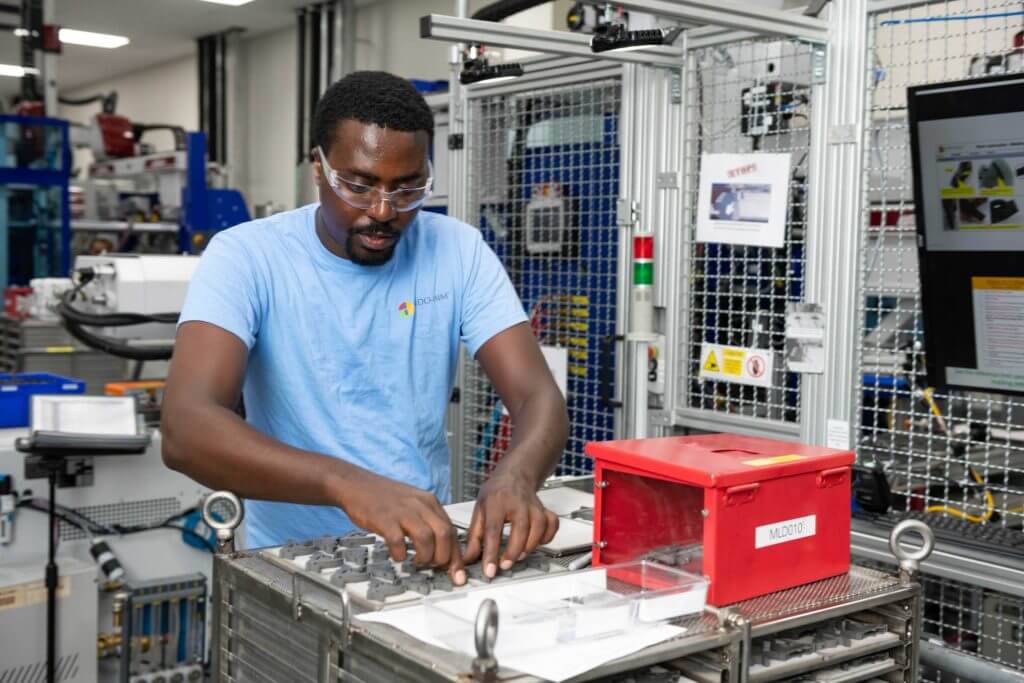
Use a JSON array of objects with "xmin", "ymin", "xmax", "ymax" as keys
[{"xmin": 346, "ymin": 223, "xmax": 400, "ymax": 266}]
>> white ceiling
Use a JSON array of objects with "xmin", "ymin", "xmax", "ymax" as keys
[{"xmin": 1, "ymin": 0, "xmax": 313, "ymax": 100}]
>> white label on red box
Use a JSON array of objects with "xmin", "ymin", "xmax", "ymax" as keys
[{"xmin": 755, "ymin": 514, "xmax": 817, "ymax": 549}]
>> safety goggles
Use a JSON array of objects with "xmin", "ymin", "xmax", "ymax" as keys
[{"xmin": 317, "ymin": 146, "xmax": 433, "ymax": 212}]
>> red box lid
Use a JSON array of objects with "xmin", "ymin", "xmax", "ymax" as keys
[{"xmin": 585, "ymin": 433, "xmax": 855, "ymax": 488}]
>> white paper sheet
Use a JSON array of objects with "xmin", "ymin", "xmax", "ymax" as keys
[
  {"xmin": 357, "ymin": 571, "xmax": 686, "ymax": 682},
  {"xmin": 445, "ymin": 487, "xmax": 593, "ymax": 527},
  {"xmin": 696, "ymin": 153, "xmax": 792, "ymax": 248},
  {"xmin": 444, "ymin": 494, "xmax": 594, "ymax": 555},
  {"xmin": 536, "ymin": 487, "xmax": 593, "ymax": 517}
]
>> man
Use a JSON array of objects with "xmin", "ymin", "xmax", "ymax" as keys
[{"xmin": 162, "ymin": 71, "xmax": 569, "ymax": 586}]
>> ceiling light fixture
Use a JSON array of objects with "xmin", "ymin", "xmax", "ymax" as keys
[
  {"xmin": 459, "ymin": 44, "xmax": 523, "ymax": 86},
  {"xmin": 198, "ymin": 0, "xmax": 256, "ymax": 6},
  {"xmin": 58, "ymin": 28, "xmax": 130, "ymax": 49}
]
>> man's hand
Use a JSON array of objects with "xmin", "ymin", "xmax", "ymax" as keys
[
  {"xmin": 463, "ymin": 468, "xmax": 559, "ymax": 578},
  {"xmin": 337, "ymin": 469, "xmax": 467, "ymax": 585}
]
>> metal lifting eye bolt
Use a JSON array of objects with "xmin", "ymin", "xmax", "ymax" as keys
[
  {"xmin": 201, "ymin": 491, "xmax": 245, "ymax": 552},
  {"xmin": 889, "ymin": 519, "xmax": 935, "ymax": 578},
  {"xmin": 471, "ymin": 598, "xmax": 499, "ymax": 680}
]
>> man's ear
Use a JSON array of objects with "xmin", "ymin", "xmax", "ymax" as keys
[{"xmin": 311, "ymin": 148, "xmax": 322, "ymax": 185}]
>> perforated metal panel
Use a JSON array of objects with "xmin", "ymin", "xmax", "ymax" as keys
[
  {"xmin": 733, "ymin": 565, "xmax": 901, "ymax": 625},
  {"xmin": 60, "ymin": 497, "xmax": 180, "ymax": 541},
  {"xmin": 676, "ymin": 39, "xmax": 816, "ymax": 434},
  {"xmin": 458, "ymin": 79, "xmax": 624, "ymax": 500},
  {"xmin": 858, "ymin": 2, "xmax": 1024, "ymax": 680}
]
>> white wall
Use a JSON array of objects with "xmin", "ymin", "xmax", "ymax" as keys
[
  {"xmin": 59, "ymin": 54, "xmax": 198, "ymax": 177},
  {"xmin": 243, "ymin": 27, "xmax": 298, "ymax": 211}
]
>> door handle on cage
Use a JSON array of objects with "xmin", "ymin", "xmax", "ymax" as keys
[{"xmin": 599, "ymin": 334, "xmax": 624, "ymax": 409}]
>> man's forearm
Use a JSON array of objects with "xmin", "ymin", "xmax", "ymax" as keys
[
  {"xmin": 493, "ymin": 385, "xmax": 568, "ymax": 488},
  {"xmin": 162, "ymin": 398, "xmax": 357, "ymax": 506}
]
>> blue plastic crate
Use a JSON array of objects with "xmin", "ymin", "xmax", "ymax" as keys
[{"xmin": 0, "ymin": 373, "xmax": 86, "ymax": 428}]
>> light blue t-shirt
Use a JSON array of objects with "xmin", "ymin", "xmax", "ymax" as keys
[{"xmin": 178, "ymin": 204, "xmax": 526, "ymax": 547}]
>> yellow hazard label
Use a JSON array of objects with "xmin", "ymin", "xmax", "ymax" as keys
[
  {"xmin": 972, "ymin": 277, "xmax": 1024, "ymax": 291},
  {"xmin": 722, "ymin": 348, "xmax": 745, "ymax": 376},
  {"xmin": 703, "ymin": 351, "xmax": 720, "ymax": 373},
  {"xmin": 45, "ymin": 346, "xmax": 74, "ymax": 353},
  {"xmin": 700, "ymin": 342, "xmax": 773, "ymax": 388},
  {"xmin": 743, "ymin": 454, "xmax": 806, "ymax": 467}
]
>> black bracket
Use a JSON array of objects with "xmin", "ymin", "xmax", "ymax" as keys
[{"xmin": 599, "ymin": 334, "xmax": 624, "ymax": 409}]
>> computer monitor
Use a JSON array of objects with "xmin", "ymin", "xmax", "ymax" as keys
[{"xmin": 909, "ymin": 73, "xmax": 1024, "ymax": 396}]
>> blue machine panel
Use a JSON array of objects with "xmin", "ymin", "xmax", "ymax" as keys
[{"xmin": 469, "ymin": 89, "xmax": 621, "ymax": 482}]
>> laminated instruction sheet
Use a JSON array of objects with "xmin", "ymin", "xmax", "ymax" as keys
[{"xmin": 948, "ymin": 277, "xmax": 1024, "ymax": 392}]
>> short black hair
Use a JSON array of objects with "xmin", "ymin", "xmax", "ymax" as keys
[{"xmin": 312, "ymin": 71, "xmax": 434, "ymax": 154}]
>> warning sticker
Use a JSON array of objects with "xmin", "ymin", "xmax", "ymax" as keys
[
  {"xmin": 698, "ymin": 343, "xmax": 774, "ymax": 388},
  {"xmin": 743, "ymin": 454, "xmax": 806, "ymax": 467},
  {"xmin": 722, "ymin": 348, "xmax": 745, "ymax": 376},
  {"xmin": 703, "ymin": 351, "xmax": 721, "ymax": 373}
]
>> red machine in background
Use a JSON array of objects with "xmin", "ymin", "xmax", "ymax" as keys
[
  {"xmin": 586, "ymin": 433, "xmax": 855, "ymax": 605},
  {"xmin": 15, "ymin": 90, "xmax": 184, "ymax": 162}
]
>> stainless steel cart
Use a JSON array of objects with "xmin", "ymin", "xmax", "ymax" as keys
[{"xmin": 201, "ymin": 491, "xmax": 934, "ymax": 683}]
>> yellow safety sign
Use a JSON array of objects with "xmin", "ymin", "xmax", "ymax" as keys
[{"xmin": 702, "ymin": 351, "xmax": 720, "ymax": 373}]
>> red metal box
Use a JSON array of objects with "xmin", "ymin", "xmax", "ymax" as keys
[{"xmin": 585, "ymin": 433, "xmax": 855, "ymax": 605}]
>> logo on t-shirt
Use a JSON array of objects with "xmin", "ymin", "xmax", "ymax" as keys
[{"xmin": 398, "ymin": 301, "xmax": 415, "ymax": 318}]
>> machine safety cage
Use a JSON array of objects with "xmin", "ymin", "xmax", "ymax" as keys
[
  {"xmin": 854, "ymin": 0, "xmax": 1024, "ymax": 680},
  {"xmin": 435, "ymin": 0, "xmax": 1024, "ymax": 680},
  {"xmin": 448, "ymin": 54, "xmax": 635, "ymax": 501}
]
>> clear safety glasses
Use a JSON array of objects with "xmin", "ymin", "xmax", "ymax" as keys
[{"xmin": 317, "ymin": 146, "xmax": 433, "ymax": 212}]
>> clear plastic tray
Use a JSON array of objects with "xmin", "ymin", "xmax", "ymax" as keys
[{"xmin": 422, "ymin": 560, "xmax": 708, "ymax": 657}]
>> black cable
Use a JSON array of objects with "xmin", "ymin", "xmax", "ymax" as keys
[
  {"xmin": 18, "ymin": 499, "xmax": 198, "ymax": 534},
  {"xmin": 56, "ymin": 500, "xmax": 195, "ymax": 533},
  {"xmin": 16, "ymin": 501, "xmax": 214, "ymax": 552},
  {"xmin": 61, "ymin": 318, "xmax": 174, "ymax": 361},
  {"xmin": 56, "ymin": 274, "xmax": 177, "ymax": 361},
  {"xmin": 59, "ymin": 281, "xmax": 179, "ymax": 326}
]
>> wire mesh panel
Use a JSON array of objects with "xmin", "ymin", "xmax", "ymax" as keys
[
  {"xmin": 855, "ymin": 558, "xmax": 1023, "ymax": 682},
  {"xmin": 858, "ymin": 2, "xmax": 1024, "ymax": 680},
  {"xmin": 459, "ymin": 79, "xmax": 623, "ymax": 499},
  {"xmin": 859, "ymin": 0, "xmax": 1024, "ymax": 528},
  {"xmin": 677, "ymin": 39, "xmax": 815, "ymax": 431},
  {"xmin": 920, "ymin": 573, "xmax": 1024, "ymax": 681}
]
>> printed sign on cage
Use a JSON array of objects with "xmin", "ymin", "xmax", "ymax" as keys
[
  {"xmin": 698, "ymin": 343, "xmax": 774, "ymax": 388},
  {"xmin": 696, "ymin": 153, "xmax": 792, "ymax": 248}
]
